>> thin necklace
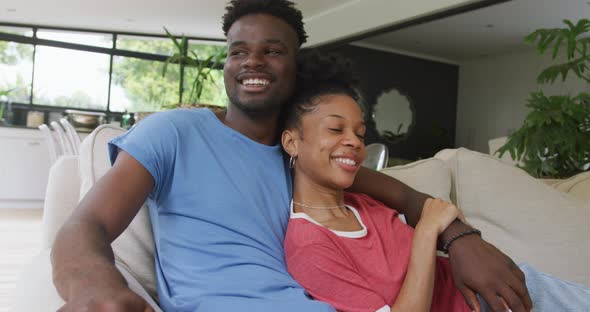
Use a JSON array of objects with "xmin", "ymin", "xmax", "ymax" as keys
[{"xmin": 293, "ymin": 200, "xmax": 346, "ymax": 210}]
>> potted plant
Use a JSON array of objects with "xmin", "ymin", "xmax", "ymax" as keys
[
  {"xmin": 161, "ymin": 27, "xmax": 227, "ymax": 111},
  {"xmin": 498, "ymin": 19, "xmax": 590, "ymax": 178},
  {"xmin": 0, "ymin": 88, "xmax": 15, "ymax": 125}
]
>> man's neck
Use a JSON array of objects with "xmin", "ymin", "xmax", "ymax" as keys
[{"xmin": 217, "ymin": 105, "xmax": 281, "ymax": 146}]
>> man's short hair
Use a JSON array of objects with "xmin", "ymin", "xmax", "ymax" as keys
[{"xmin": 222, "ymin": 0, "xmax": 307, "ymax": 46}]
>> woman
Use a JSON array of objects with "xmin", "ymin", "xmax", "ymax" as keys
[{"xmin": 282, "ymin": 52, "xmax": 590, "ymax": 312}]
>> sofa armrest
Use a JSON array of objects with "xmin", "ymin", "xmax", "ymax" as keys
[
  {"xmin": 41, "ymin": 155, "xmax": 81, "ymax": 249},
  {"xmin": 13, "ymin": 248, "xmax": 162, "ymax": 312}
]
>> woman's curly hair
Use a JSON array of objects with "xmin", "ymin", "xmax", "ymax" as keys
[
  {"xmin": 284, "ymin": 50, "xmax": 362, "ymax": 128},
  {"xmin": 222, "ymin": 0, "xmax": 307, "ymax": 46}
]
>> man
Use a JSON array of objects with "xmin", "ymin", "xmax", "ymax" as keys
[{"xmin": 52, "ymin": 1, "xmax": 532, "ymax": 311}]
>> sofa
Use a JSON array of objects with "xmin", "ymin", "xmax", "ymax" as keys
[{"xmin": 13, "ymin": 124, "xmax": 590, "ymax": 311}]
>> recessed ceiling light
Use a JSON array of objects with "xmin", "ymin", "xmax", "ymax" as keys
[
  {"xmin": 485, "ymin": 24, "xmax": 494, "ymax": 28},
  {"xmin": 6, "ymin": 8, "xmax": 16, "ymax": 12},
  {"xmin": 125, "ymin": 18, "xmax": 136, "ymax": 22}
]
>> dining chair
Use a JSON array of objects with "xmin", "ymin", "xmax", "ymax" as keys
[
  {"xmin": 362, "ymin": 143, "xmax": 389, "ymax": 171},
  {"xmin": 50, "ymin": 121, "xmax": 73, "ymax": 156},
  {"xmin": 60, "ymin": 117, "xmax": 81, "ymax": 155},
  {"xmin": 38, "ymin": 124, "xmax": 60, "ymax": 165}
]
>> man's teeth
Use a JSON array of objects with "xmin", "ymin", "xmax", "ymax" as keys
[
  {"xmin": 334, "ymin": 158, "xmax": 357, "ymax": 166},
  {"xmin": 242, "ymin": 78, "xmax": 269, "ymax": 86}
]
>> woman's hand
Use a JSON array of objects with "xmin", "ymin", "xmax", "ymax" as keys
[
  {"xmin": 417, "ymin": 198, "xmax": 464, "ymax": 235},
  {"xmin": 391, "ymin": 197, "xmax": 465, "ymax": 312}
]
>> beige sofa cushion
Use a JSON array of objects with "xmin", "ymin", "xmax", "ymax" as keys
[
  {"xmin": 546, "ymin": 171, "xmax": 590, "ymax": 203},
  {"xmin": 41, "ymin": 155, "xmax": 80, "ymax": 249},
  {"xmin": 380, "ymin": 157, "xmax": 452, "ymax": 202},
  {"xmin": 78, "ymin": 124, "xmax": 157, "ymax": 300},
  {"xmin": 435, "ymin": 148, "xmax": 590, "ymax": 286}
]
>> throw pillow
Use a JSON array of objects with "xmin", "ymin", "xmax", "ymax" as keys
[{"xmin": 380, "ymin": 157, "xmax": 452, "ymax": 203}]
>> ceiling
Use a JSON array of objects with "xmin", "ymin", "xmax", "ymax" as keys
[
  {"xmin": 0, "ymin": 0, "xmax": 344, "ymax": 40},
  {"xmin": 356, "ymin": 0, "xmax": 590, "ymax": 63},
  {"xmin": 1, "ymin": 0, "xmax": 586, "ymax": 63},
  {"xmin": 0, "ymin": 0, "xmax": 481, "ymax": 46}
]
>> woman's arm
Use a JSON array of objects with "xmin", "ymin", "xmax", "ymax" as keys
[
  {"xmin": 389, "ymin": 225, "xmax": 438, "ymax": 312},
  {"xmin": 390, "ymin": 199, "xmax": 460, "ymax": 312}
]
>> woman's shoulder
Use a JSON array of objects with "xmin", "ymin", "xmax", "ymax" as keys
[
  {"xmin": 286, "ymin": 218, "xmax": 334, "ymax": 246},
  {"xmin": 284, "ymin": 219, "xmax": 346, "ymax": 263}
]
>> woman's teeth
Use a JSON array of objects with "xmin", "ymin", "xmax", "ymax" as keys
[{"xmin": 334, "ymin": 158, "xmax": 357, "ymax": 166}]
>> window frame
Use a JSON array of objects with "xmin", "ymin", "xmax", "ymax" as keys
[{"xmin": 0, "ymin": 22, "xmax": 226, "ymax": 114}]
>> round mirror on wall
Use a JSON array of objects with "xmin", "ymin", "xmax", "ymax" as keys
[{"xmin": 372, "ymin": 88, "xmax": 415, "ymax": 144}]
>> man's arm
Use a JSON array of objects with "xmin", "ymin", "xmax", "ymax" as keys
[
  {"xmin": 349, "ymin": 166, "xmax": 428, "ymax": 227},
  {"xmin": 349, "ymin": 167, "xmax": 533, "ymax": 312},
  {"xmin": 52, "ymin": 151, "xmax": 155, "ymax": 312}
]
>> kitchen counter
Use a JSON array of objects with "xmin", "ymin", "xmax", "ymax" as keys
[
  {"xmin": 0, "ymin": 127, "xmax": 49, "ymax": 209},
  {"xmin": 0, "ymin": 123, "xmax": 97, "ymax": 133},
  {"xmin": 0, "ymin": 124, "xmax": 39, "ymax": 130}
]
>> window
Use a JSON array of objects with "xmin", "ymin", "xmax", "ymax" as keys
[
  {"xmin": 0, "ymin": 24, "xmax": 226, "ymax": 113},
  {"xmin": 184, "ymin": 42, "xmax": 228, "ymax": 106},
  {"xmin": 33, "ymin": 46, "xmax": 110, "ymax": 110},
  {"xmin": 0, "ymin": 26, "xmax": 33, "ymax": 37},
  {"xmin": 0, "ymin": 40, "xmax": 33, "ymax": 103},
  {"xmin": 184, "ymin": 68, "xmax": 227, "ymax": 106},
  {"xmin": 188, "ymin": 41, "xmax": 227, "ymax": 63},
  {"xmin": 117, "ymin": 35, "xmax": 175, "ymax": 56},
  {"xmin": 37, "ymin": 29, "xmax": 112, "ymax": 48},
  {"xmin": 110, "ymin": 56, "xmax": 180, "ymax": 112}
]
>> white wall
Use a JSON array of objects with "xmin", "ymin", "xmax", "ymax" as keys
[
  {"xmin": 456, "ymin": 49, "xmax": 588, "ymax": 153},
  {"xmin": 305, "ymin": 0, "xmax": 482, "ymax": 47}
]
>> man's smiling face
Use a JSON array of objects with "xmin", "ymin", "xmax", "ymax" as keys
[{"xmin": 224, "ymin": 13, "xmax": 299, "ymax": 115}]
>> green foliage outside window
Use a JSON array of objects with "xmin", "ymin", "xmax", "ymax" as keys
[
  {"xmin": 0, "ymin": 40, "xmax": 33, "ymax": 103},
  {"xmin": 0, "ymin": 28, "xmax": 227, "ymax": 112},
  {"xmin": 111, "ymin": 56, "xmax": 181, "ymax": 112},
  {"xmin": 112, "ymin": 37, "xmax": 181, "ymax": 112},
  {"xmin": 498, "ymin": 19, "xmax": 590, "ymax": 178},
  {"xmin": 0, "ymin": 88, "xmax": 15, "ymax": 123},
  {"xmin": 184, "ymin": 67, "xmax": 228, "ymax": 107},
  {"xmin": 162, "ymin": 28, "xmax": 228, "ymax": 107},
  {"xmin": 0, "ymin": 41, "xmax": 30, "ymax": 64}
]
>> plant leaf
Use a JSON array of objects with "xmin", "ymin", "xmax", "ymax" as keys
[{"xmin": 537, "ymin": 56, "xmax": 590, "ymax": 83}]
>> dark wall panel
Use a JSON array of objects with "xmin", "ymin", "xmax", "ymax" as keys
[{"xmin": 321, "ymin": 44, "xmax": 458, "ymax": 161}]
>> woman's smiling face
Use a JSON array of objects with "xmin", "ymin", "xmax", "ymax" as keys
[{"xmin": 288, "ymin": 94, "xmax": 367, "ymax": 190}]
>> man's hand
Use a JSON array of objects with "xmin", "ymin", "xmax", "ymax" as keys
[
  {"xmin": 448, "ymin": 234, "xmax": 533, "ymax": 312},
  {"xmin": 57, "ymin": 286, "xmax": 154, "ymax": 312}
]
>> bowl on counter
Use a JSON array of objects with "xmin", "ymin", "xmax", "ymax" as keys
[{"xmin": 65, "ymin": 109, "xmax": 106, "ymax": 131}]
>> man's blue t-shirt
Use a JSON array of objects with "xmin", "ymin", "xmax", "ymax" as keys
[{"xmin": 108, "ymin": 109, "xmax": 334, "ymax": 311}]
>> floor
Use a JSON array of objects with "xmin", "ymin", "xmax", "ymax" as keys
[{"xmin": 0, "ymin": 209, "xmax": 43, "ymax": 312}]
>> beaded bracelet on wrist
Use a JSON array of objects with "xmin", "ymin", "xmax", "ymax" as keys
[{"xmin": 442, "ymin": 228, "xmax": 482, "ymax": 254}]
